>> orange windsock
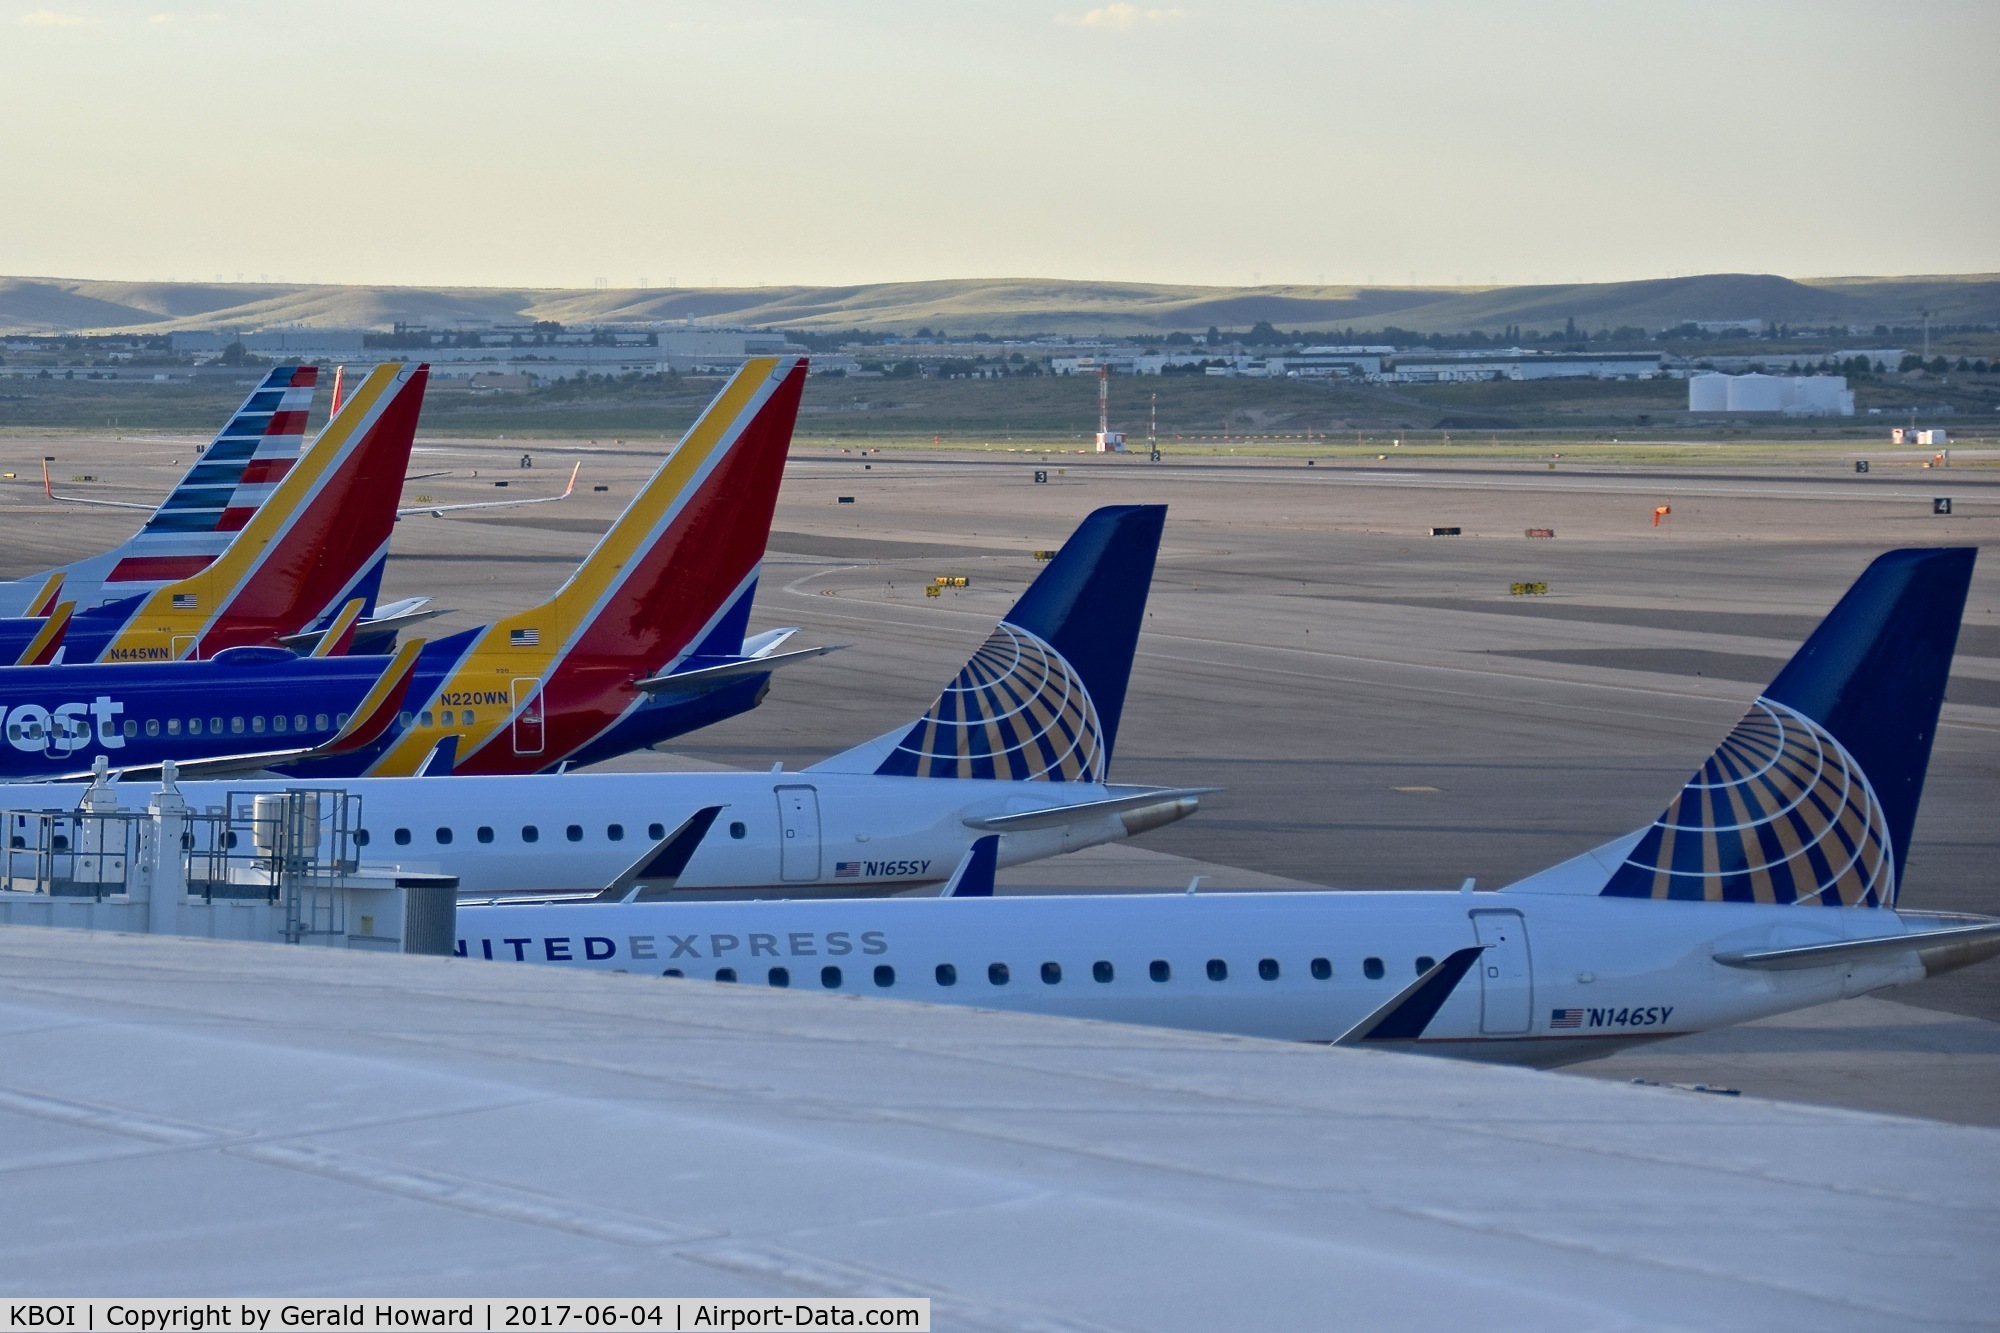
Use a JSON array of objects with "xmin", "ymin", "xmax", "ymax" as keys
[{"xmin": 1652, "ymin": 505, "xmax": 1671, "ymax": 527}]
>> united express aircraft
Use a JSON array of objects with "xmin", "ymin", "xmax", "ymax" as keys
[
  {"xmin": 9, "ymin": 502, "xmax": 1199, "ymax": 891},
  {"xmin": 0, "ymin": 357, "xmax": 818, "ymax": 779},
  {"xmin": 457, "ymin": 547, "xmax": 2000, "ymax": 1064},
  {"xmin": 0, "ymin": 364, "xmax": 437, "ymax": 666}
]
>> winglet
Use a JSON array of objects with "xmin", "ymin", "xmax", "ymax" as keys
[
  {"xmin": 1334, "ymin": 946, "xmax": 1485, "ymax": 1046},
  {"xmin": 25, "ymin": 572, "xmax": 64, "ymax": 618},
  {"xmin": 319, "ymin": 638, "xmax": 427, "ymax": 754},
  {"xmin": 593, "ymin": 805, "xmax": 725, "ymax": 902},
  {"xmin": 415, "ymin": 734, "xmax": 459, "ymax": 777},
  {"xmin": 938, "ymin": 835, "xmax": 1000, "ymax": 897},
  {"xmin": 16, "ymin": 601, "xmax": 73, "ymax": 666},
  {"xmin": 310, "ymin": 598, "xmax": 366, "ymax": 658}
]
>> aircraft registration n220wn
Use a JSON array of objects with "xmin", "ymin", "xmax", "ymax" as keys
[
  {"xmin": 458, "ymin": 547, "xmax": 2000, "ymax": 1065},
  {"xmin": 8, "ymin": 503, "xmax": 1201, "ymax": 894},
  {"xmin": 0, "ymin": 357, "xmax": 817, "ymax": 779}
]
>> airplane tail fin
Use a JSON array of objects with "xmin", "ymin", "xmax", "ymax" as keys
[
  {"xmin": 491, "ymin": 356, "xmax": 805, "ymax": 674},
  {"xmin": 97, "ymin": 363, "xmax": 428, "ymax": 661},
  {"xmin": 102, "ymin": 365, "xmax": 319, "ymax": 590},
  {"xmin": 814, "ymin": 504, "xmax": 1166, "ymax": 781},
  {"xmin": 1596, "ymin": 547, "xmax": 1975, "ymax": 909}
]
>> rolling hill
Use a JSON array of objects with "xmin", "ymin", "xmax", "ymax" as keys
[{"xmin": 3, "ymin": 271, "xmax": 1996, "ymax": 338}]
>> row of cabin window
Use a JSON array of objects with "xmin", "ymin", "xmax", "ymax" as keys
[
  {"xmin": 357, "ymin": 819, "xmax": 752, "ymax": 848},
  {"xmin": 8, "ymin": 712, "xmax": 347, "ymax": 743},
  {"xmin": 668, "ymin": 955, "xmax": 1440, "ymax": 988},
  {"xmin": 399, "ymin": 710, "xmax": 476, "ymax": 729}
]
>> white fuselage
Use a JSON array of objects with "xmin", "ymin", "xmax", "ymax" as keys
[
  {"xmin": 0, "ymin": 772, "xmax": 1176, "ymax": 896},
  {"xmin": 456, "ymin": 889, "xmax": 1941, "ymax": 1065}
]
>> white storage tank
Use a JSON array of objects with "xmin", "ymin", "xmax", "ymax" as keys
[{"xmin": 1688, "ymin": 374, "xmax": 1729, "ymax": 411}]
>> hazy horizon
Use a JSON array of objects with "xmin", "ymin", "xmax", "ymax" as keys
[{"xmin": 6, "ymin": 0, "xmax": 1995, "ymax": 290}]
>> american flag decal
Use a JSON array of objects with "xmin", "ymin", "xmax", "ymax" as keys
[
  {"xmin": 171, "ymin": 593, "xmax": 198, "ymax": 609},
  {"xmin": 834, "ymin": 861, "xmax": 861, "ymax": 878},
  {"xmin": 510, "ymin": 628, "xmax": 540, "ymax": 646},
  {"xmin": 1550, "ymin": 1008, "xmax": 1584, "ymax": 1029}
]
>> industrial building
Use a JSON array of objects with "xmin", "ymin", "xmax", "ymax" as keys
[{"xmin": 1688, "ymin": 372, "xmax": 1855, "ymax": 416}]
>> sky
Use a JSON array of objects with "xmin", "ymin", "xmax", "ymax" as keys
[{"xmin": 3, "ymin": 0, "xmax": 1996, "ymax": 290}]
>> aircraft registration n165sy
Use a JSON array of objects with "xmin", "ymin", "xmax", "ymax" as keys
[
  {"xmin": 6, "ymin": 502, "xmax": 1200, "ymax": 892},
  {"xmin": 457, "ymin": 546, "xmax": 2000, "ymax": 1065},
  {"xmin": 0, "ymin": 357, "xmax": 818, "ymax": 779}
]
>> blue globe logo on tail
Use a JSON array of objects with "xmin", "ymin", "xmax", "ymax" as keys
[
  {"xmin": 1602, "ymin": 698, "xmax": 1894, "ymax": 907},
  {"xmin": 876, "ymin": 622, "xmax": 1106, "ymax": 781}
]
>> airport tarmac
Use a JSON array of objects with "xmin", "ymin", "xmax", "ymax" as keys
[{"xmin": 2, "ymin": 433, "xmax": 1995, "ymax": 1124}]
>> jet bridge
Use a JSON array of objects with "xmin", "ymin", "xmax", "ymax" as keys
[{"xmin": 0, "ymin": 762, "xmax": 455, "ymax": 953}]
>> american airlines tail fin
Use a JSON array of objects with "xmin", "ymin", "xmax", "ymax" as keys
[
  {"xmin": 811, "ymin": 504, "xmax": 1167, "ymax": 781},
  {"xmin": 0, "ymin": 366, "xmax": 317, "ymax": 614},
  {"xmin": 1510, "ymin": 547, "xmax": 1975, "ymax": 908},
  {"xmin": 83, "ymin": 363, "xmax": 429, "ymax": 662}
]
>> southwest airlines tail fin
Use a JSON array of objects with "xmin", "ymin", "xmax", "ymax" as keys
[
  {"xmin": 82, "ymin": 363, "xmax": 429, "ymax": 662},
  {"xmin": 0, "ymin": 366, "xmax": 317, "ymax": 614},
  {"xmin": 811, "ymin": 504, "xmax": 1167, "ymax": 781},
  {"xmin": 1511, "ymin": 547, "xmax": 1975, "ymax": 908}
]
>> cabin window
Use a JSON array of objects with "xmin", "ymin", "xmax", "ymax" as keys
[
  {"xmin": 767, "ymin": 967, "xmax": 790, "ymax": 988},
  {"xmin": 1206, "ymin": 959, "xmax": 1228, "ymax": 982},
  {"xmin": 1363, "ymin": 957, "xmax": 1385, "ymax": 980},
  {"xmin": 662, "ymin": 968, "xmax": 685, "ymax": 978},
  {"xmin": 295, "ymin": 715, "xmax": 308, "ymax": 732},
  {"xmin": 336, "ymin": 713, "xmax": 350, "ymax": 729},
  {"xmin": 606, "ymin": 824, "xmax": 624, "ymax": 842},
  {"xmin": 435, "ymin": 827, "xmax": 453, "ymax": 845},
  {"xmin": 166, "ymin": 718, "xmax": 180, "ymax": 735},
  {"xmin": 565, "ymin": 824, "xmax": 583, "ymax": 842},
  {"xmin": 987, "ymin": 962, "xmax": 1010, "ymax": 986},
  {"xmin": 1415, "ymin": 956, "xmax": 1436, "ymax": 975},
  {"xmin": 715, "ymin": 968, "xmax": 737, "ymax": 983},
  {"xmin": 397, "ymin": 712, "xmax": 413, "ymax": 729},
  {"xmin": 250, "ymin": 716, "xmax": 266, "ymax": 734},
  {"xmin": 145, "ymin": 720, "xmax": 159, "ymax": 737},
  {"xmin": 1040, "ymin": 962, "xmax": 1062, "ymax": 985},
  {"xmin": 419, "ymin": 711, "xmax": 434, "ymax": 728},
  {"xmin": 210, "ymin": 717, "xmax": 223, "ymax": 734},
  {"xmin": 1093, "ymin": 960, "xmax": 1114, "ymax": 983},
  {"xmin": 521, "ymin": 825, "xmax": 539, "ymax": 843},
  {"xmin": 316, "ymin": 714, "xmax": 331, "ymax": 732},
  {"xmin": 1258, "ymin": 958, "xmax": 1280, "ymax": 981},
  {"xmin": 1311, "ymin": 958, "xmax": 1332, "ymax": 981},
  {"xmin": 122, "ymin": 720, "xmax": 138, "ymax": 737},
  {"xmin": 476, "ymin": 826, "xmax": 493, "ymax": 844},
  {"xmin": 271, "ymin": 715, "xmax": 286, "ymax": 734},
  {"xmin": 355, "ymin": 829, "xmax": 371, "ymax": 847},
  {"xmin": 1150, "ymin": 960, "xmax": 1171, "ymax": 983},
  {"xmin": 187, "ymin": 718, "xmax": 202, "ymax": 735},
  {"xmin": 460, "ymin": 710, "xmax": 475, "ymax": 726},
  {"xmin": 934, "ymin": 963, "xmax": 957, "ymax": 987},
  {"xmin": 730, "ymin": 821, "xmax": 747, "ymax": 839},
  {"xmin": 821, "ymin": 966, "xmax": 842, "ymax": 988},
  {"xmin": 873, "ymin": 965, "xmax": 895, "ymax": 988},
  {"xmin": 393, "ymin": 828, "xmax": 411, "ymax": 846},
  {"xmin": 648, "ymin": 822, "xmax": 665, "ymax": 840}
]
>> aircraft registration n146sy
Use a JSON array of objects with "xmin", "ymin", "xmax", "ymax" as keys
[
  {"xmin": 5, "ymin": 502, "xmax": 1200, "ymax": 891},
  {"xmin": 0, "ymin": 357, "xmax": 820, "ymax": 779},
  {"xmin": 457, "ymin": 546, "xmax": 2000, "ymax": 1065}
]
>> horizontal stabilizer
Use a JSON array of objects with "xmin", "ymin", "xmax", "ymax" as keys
[
  {"xmin": 938, "ymin": 835, "xmax": 1000, "ymax": 898},
  {"xmin": 595, "ymin": 805, "xmax": 725, "ymax": 903},
  {"xmin": 400, "ymin": 461, "xmax": 579, "ymax": 517},
  {"xmin": 635, "ymin": 642, "xmax": 842, "ymax": 694},
  {"xmin": 1714, "ymin": 917, "xmax": 2000, "ymax": 971},
  {"xmin": 963, "ymin": 787, "xmax": 1218, "ymax": 833},
  {"xmin": 415, "ymin": 735, "xmax": 459, "ymax": 777},
  {"xmin": 1334, "ymin": 946, "xmax": 1485, "ymax": 1046}
]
